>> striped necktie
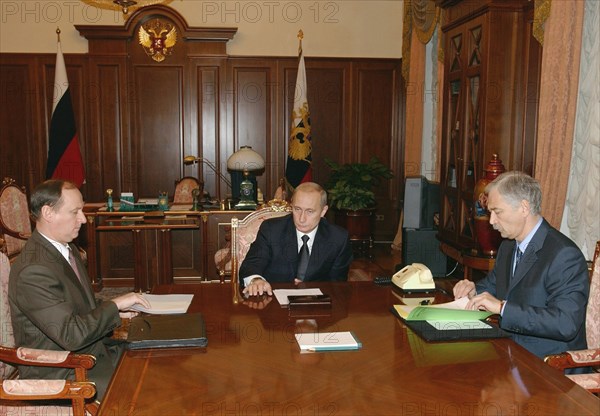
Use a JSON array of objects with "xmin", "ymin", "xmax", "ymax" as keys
[
  {"xmin": 513, "ymin": 247, "xmax": 523, "ymax": 276},
  {"xmin": 68, "ymin": 248, "xmax": 84, "ymax": 285}
]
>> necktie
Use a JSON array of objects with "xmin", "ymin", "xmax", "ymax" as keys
[
  {"xmin": 68, "ymin": 248, "xmax": 84, "ymax": 285},
  {"xmin": 513, "ymin": 247, "xmax": 523, "ymax": 275},
  {"xmin": 515, "ymin": 247, "xmax": 523, "ymax": 266},
  {"xmin": 297, "ymin": 235, "xmax": 310, "ymax": 281}
]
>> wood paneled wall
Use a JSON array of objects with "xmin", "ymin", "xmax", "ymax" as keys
[{"xmin": 0, "ymin": 6, "xmax": 404, "ymax": 240}]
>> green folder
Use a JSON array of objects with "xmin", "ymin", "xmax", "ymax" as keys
[{"xmin": 394, "ymin": 304, "xmax": 493, "ymax": 321}]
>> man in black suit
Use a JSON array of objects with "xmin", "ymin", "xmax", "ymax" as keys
[
  {"xmin": 453, "ymin": 171, "xmax": 589, "ymax": 359},
  {"xmin": 240, "ymin": 182, "xmax": 353, "ymax": 296}
]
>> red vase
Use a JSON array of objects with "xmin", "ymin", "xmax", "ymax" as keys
[{"xmin": 473, "ymin": 154, "xmax": 505, "ymax": 255}]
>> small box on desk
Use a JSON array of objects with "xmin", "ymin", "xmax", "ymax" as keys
[{"xmin": 400, "ymin": 229, "xmax": 448, "ymax": 277}]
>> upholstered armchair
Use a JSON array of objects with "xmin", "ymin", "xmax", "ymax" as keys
[
  {"xmin": 173, "ymin": 176, "xmax": 202, "ymax": 204},
  {"xmin": 545, "ymin": 241, "xmax": 600, "ymax": 394},
  {"xmin": 0, "ymin": 178, "xmax": 32, "ymax": 260},
  {"xmin": 217, "ymin": 199, "xmax": 291, "ymax": 283},
  {"xmin": 0, "ymin": 249, "xmax": 99, "ymax": 416}
]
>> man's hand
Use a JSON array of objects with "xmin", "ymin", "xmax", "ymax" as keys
[
  {"xmin": 466, "ymin": 292, "xmax": 503, "ymax": 315},
  {"xmin": 453, "ymin": 279, "xmax": 476, "ymax": 300},
  {"xmin": 111, "ymin": 292, "xmax": 151, "ymax": 312},
  {"xmin": 242, "ymin": 295, "xmax": 273, "ymax": 310},
  {"xmin": 243, "ymin": 278, "xmax": 273, "ymax": 297}
]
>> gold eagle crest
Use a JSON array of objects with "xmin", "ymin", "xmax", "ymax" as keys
[
  {"xmin": 138, "ymin": 19, "xmax": 177, "ymax": 63},
  {"xmin": 288, "ymin": 103, "xmax": 312, "ymax": 161}
]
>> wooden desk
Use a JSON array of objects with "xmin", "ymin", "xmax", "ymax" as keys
[
  {"xmin": 99, "ymin": 282, "xmax": 599, "ymax": 415},
  {"xmin": 82, "ymin": 206, "xmax": 250, "ymax": 289}
]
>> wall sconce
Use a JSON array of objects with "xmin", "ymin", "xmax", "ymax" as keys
[{"xmin": 227, "ymin": 146, "xmax": 265, "ymax": 210}]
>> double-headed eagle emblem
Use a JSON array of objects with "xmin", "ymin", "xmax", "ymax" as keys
[{"xmin": 138, "ymin": 19, "xmax": 177, "ymax": 62}]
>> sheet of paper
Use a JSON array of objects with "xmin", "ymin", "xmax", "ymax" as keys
[
  {"xmin": 428, "ymin": 296, "xmax": 469, "ymax": 310},
  {"xmin": 394, "ymin": 297, "xmax": 469, "ymax": 319},
  {"xmin": 273, "ymin": 288, "xmax": 323, "ymax": 306},
  {"xmin": 295, "ymin": 331, "xmax": 361, "ymax": 352},
  {"xmin": 426, "ymin": 320, "xmax": 492, "ymax": 330},
  {"xmin": 131, "ymin": 294, "xmax": 194, "ymax": 314}
]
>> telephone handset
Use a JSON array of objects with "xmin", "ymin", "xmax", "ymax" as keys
[{"xmin": 392, "ymin": 263, "xmax": 435, "ymax": 292}]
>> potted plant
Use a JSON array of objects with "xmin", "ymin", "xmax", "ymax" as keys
[{"xmin": 325, "ymin": 157, "xmax": 393, "ymax": 242}]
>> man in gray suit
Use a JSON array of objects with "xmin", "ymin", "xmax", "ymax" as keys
[
  {"xmin": 454, "ymin": 171, "xmax": 589, "ymax": 359},
  {"xmin": 8, "ymin": 180, "xmax": 150, "ymax": 400}
]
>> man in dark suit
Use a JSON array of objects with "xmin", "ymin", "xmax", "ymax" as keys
[
  {"xmin": 8, "ymin": 180, "xmax": 150, "ymax": 400},
  {"xmin": 240, "ymin": 182, "xmax": 353, "ymax": 296},
  {"xmin": 454, "ymin": 171, "xmax": 589, "ymax": 359}
]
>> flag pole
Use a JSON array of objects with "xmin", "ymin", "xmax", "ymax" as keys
[{"xmin": 297, "ymin": 29, "xmax": 303, "ymax": 57}]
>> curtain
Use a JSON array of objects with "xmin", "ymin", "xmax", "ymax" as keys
[
  {"xmin": 534, "ymin": 1, "xmax": 585, "ymax": 231},
  {"xmin": 562, "ymin": 0, "xmax": 600, "ymax": 260}
]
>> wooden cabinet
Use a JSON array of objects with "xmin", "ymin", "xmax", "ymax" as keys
[{"xmin": 438, "ymin": 0, "xmax": 540, "ymax": 253}]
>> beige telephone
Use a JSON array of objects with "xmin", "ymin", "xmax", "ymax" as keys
[{"xmin": 392, "ymin": 263, "xmax": 435, "ymax": 292}]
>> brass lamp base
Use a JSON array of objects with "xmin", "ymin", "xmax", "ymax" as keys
[{"xmin": 234, "ymin": 199, "xmax": 257, "ymax": 210}]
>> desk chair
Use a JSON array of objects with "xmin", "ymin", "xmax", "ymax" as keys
[
  {"xmin": 545, "ymin": 241, "xmax": 600, "ymax": 394},
  {"xmin": 173, "ymin": 177, "xmax": 202, "ymax": 204},
  {"xmin": 0, "ymin": 248, "xmax": 98, "ymax": 416},
  {"xmin": 222, "ymin": 199, "xmax": 291, "ymax": 284},
  {"xmin": 0, "ymin": 178, "xmax": 32, "ymax": 261}
]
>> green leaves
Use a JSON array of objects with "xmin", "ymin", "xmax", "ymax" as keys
[{"xmin": 325, "ymin": 157, "xmax": 393, "ymax": 211}]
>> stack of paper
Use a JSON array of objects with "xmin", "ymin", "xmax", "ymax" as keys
[
  {"xmin": 131, "ymin": 294, "xmax": 194, "ymax": 315},
  {"xmin": 295, "ymin": 331, "xmax": 362, "ymax": 352}
]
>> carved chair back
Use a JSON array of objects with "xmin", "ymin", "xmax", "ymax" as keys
[
  {"xmin": 173, "ymin": 177, "xmax": 203, "ymax": 204},
  {"xmin": 230, "ymin": 200, "xmax": 292, "ymax": 284},
  {"xmin": 0, "ymin": 248, "xmax": 15, "ymax": 379},
  {"xmin": 0, "ymin": 178, "xmax": 32, "ymax": 259},
  {"xmin": 586, "ymin": 241, "xmax": 600, "ymax": 349}
]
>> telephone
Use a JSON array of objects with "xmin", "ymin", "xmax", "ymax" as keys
[{"xmin": 392, "ymin": 263, "xmax": 435, "ymax": 292}]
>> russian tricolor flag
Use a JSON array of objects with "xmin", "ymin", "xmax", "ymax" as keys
[{"xmin": 46, "ymin": 40, "xmax": 85, "ymax": 187}]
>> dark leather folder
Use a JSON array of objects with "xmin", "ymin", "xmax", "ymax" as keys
[
  {"xmin": 401, "ymin": 319, "xmax": 510, "ymax": 342},
  {"xmin": 127, "ymin": 313, "xmax": 208, "ymax": 349},
  {"xmin": 391, "ymin": 308, "xmax": 509, "ymax": 342}
]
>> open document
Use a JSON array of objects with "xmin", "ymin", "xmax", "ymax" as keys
[
  {"xmin": 393, "ymin": 297, "xmax": 509, "ymax": 341},
  {"xmin": 394, "ymin": 296, "xmax": 492, "ymax": 321},
  {"xmin": 131, "ymin": 294, "xmax": 194, "ymax": 314}
]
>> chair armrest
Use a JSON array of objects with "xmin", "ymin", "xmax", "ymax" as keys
[
  {"xmin": 544, "ymin": 348, "xmax": 600, "ymax": 370},
  {"xmin": 1, "ymin": 379, "xmax": 96, "ymax": 400},
  {"xmin": 2, "ymin": 347, "xmax": 96, "ymax": 371}
]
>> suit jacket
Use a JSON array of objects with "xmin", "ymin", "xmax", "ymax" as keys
[
  {"xmin": 8, "ymin": 230, "xmax": 123, "ymax": 400},
  {"xmin": 239, "ymin": 216, "xmax": 353, "ymax": 284},
  {"xmin": 476, "ymin": 219, "xmax": 589, "ymax": 358}
]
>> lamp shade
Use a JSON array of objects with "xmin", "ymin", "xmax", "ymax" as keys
[{"xmin": 227, "ymin": 146, "xmax": 265, "ymax": 172}]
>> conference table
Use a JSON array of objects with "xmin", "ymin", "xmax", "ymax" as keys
[{"xmin": 98, "ymin": 282, "xmax": 600, "ymax": 415}]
